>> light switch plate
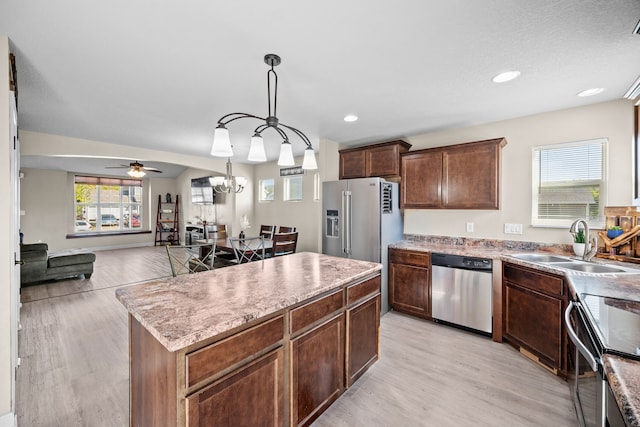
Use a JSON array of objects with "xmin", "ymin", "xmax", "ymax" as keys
[
  {"xmin": 466, "ymin": 222, "xmax": 474, "ymax": 232},
  {"xmin": 504, "ymin": 223, "xmax": 523, "ymax": 234}
]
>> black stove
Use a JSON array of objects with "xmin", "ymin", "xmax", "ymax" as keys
[{"xmin": 580, "ymin": 293, "xmax": 640, "ymax": 361}]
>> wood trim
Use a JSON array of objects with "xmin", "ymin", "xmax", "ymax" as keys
[{"xmin": 338, "ymin": 139, "xmax": 411, "ymax": 154}]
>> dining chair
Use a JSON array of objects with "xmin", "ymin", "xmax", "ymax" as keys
[
  {"xmin": 165, "ymin": 241, "xmax": 216, "ymax": 277},
  {"xmin": 207, "ymin": 224, "xmax": 227, "ymax": 240},
  {"xmin": 271, "ymin": 232, "xmax": 298, "ymax": 257},
  {"xmin": 259, "ymin": 225, "xmax": 276, "ymax": 240},
  {"xmin": 229, "ymin": 236, "xmax": 266, "ymax": 263},
  {"xmin": 278, "ymin": 226, "xmax": 297, "ymax": 233}
]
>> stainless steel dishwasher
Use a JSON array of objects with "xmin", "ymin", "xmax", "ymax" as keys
[{"xmin": 431, "ymin": 253, "xmax": 493, "ymax": 335}]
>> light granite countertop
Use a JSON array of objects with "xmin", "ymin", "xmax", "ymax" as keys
[
  {"xmin": 391, "ymin": 235, "xmax": 640, "ymax": 427},
  {"xmin": 116, "ymin": 252, "xmax": 381, "ymax": 352}
]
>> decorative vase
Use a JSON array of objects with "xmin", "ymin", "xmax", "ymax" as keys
[
  {"xmin": 573, "ymin": 242, "xmax": 588, "ymax": 257},
  {"xmin": 239, "ymin": 230, "xmax": 245, "ymax": 240}
]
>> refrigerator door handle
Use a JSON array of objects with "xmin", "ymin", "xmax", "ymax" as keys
[{"xmin": 343, "ymin": 190, "xmax": 352, "ymax": 255}]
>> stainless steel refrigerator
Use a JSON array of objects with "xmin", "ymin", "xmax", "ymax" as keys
[{"xmin": 322, "ymin": 177, "xmax": 403, "ymax": 314}]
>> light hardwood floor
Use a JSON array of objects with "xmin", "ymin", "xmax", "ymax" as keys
[{"xmin": 17, "ymin": 247, "xmax": 577, "ymax": 426}]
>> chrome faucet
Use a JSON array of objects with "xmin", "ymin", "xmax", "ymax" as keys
[{"xmin": 569, "ymin": 219, "xmax": 598, "ymax": 261}]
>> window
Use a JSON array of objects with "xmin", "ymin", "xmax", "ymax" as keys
[
  {"xmin": 74, "ymin": 176, "xmax": 143, "ymax": 232},
  {"xmin": 532, "ymin": 138, "xmax": 607, "ymax": 228},
  {"xmin": 259, "ymin": 178, "xmax": 275, "ymax": 201},
  {"xmin": 283, "ymin": 176, "xmax": 303, "ymax": 201}
]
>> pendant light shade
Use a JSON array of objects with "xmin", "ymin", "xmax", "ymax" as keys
[
  {"xmin": 302, "ymin": 148, "xmax": 318, "ymax": 170},
  {"xmin": 277, "ymin": 141, "xmax": 295, "ymax": 166},
  {"xmin": 211, "ymin": 126, "xmax": 234, "ymax": 157},
  {"xmin": 210, "ymin": 54, "xmax": 317, "ymax": 170},
  {"xmin": 247, "ymin": 134, "xmax": 267, "ymax": 162}
]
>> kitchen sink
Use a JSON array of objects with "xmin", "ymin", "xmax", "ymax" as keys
[
  {"xmin": 550, "ymin": 262, "xmax": 628, "ymax": 274},
  {"xmin": 509, "ymin": 253, "xmax": 640, "ymax": 275},
  {"xmin": 511, "ymin": 253, "xmax": 572, "ymax": 263}
]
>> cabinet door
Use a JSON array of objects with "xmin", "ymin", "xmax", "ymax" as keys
[
  {"xmin": 443, "ymin": 142, "xmax": 500, "ymax": 209},
  {"xmin": 186, "ymin": 348, "xmax": 283, "ymax": 427},
  {"xmin": 401, "ymin": 150, "xmax": 442, "ymax": 208},
  {"xmin": 503, "ymin": 283, "xmax": 563, "ymax": 372},
  {"xmin": 366, "ymin": 144, "xmax": 399, "ymax": 177},
  {"xmin": 339, "ymin": 150, "xmax": 366, "ymax": 179},
  {"xmin": 346, "ymin": 294, "xmax": 380, "ymax": 387},
  {"xmin": 389, "ymin": 262, "xmax": 430, "ymax": 318},
  {"xmin": 291, "ymin": 314, "xmax": 344, "ymax": 427}
]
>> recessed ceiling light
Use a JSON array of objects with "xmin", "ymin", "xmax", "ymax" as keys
[
  {"xmin": 492, "ymin": 71, "xmax": 521, "ymax": 83},
  {"xmin": 577, "ymin": 88, "xmax": 605, "ymax": 97},
  {"xmin": 344, "ymin": 114, "xmax": 358, "ymax": 122}
]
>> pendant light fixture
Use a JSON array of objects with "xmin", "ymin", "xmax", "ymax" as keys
[
  {"xmin": 210, "ymin": 54, "xmax": 318, "ymax": 170},
  {"xmin": 209, "ymin": 158, "xmax": 247, "ymax": 194}
]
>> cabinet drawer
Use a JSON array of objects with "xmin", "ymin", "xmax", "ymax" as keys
[
  {"xmin": 503, "ymin": 263, "xmax": 564, "ymax": 297},
  {"xmin": 346, "ymin": 276, "xmax": 380, "ymax": 306},
  {"xmin": 290, "ymin": 290, "xmax": 344, "ymax": 335},
  {"xmin": 186, "ymin": 315, "xmax": 284, "ymax": 388},
  {"xmin": 389, "ymin": 248, "xmax": 431, "ymax": 268}
]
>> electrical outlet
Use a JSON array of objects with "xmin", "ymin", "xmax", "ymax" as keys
[
  {"xmin": 504, "ymin": 223, "xmax": 523, "ymax": 234},
  {"xmin": 466, "ymin": 222, "xmax": 474, "ymax": 232}
]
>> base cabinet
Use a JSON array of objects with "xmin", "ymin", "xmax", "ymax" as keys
[
  {"xmin": 291, "ymin": 314, "xmax": 345, "ymax": 427},
  {"xmin": 502, "ymin": 263, "xmax": 567, "ymax": 377},
  {"xmin": 187, "ymin": 349, "xmax": 283, "ymax": 427},
  {"xmin": 389, "ymin": 248, "xmax": 431, "ymax": 318},
  {"xmin": 129, "ymin": 273, "xmax": 381, "ymax": 427},
  {"xmin": 346, "ymin": 294, "xmax": 380, "ymax": 387}
]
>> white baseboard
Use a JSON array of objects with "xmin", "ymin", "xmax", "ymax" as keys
[{"xmin": 0, "ymin": 412, "xmax": 16, "ymax": 427}]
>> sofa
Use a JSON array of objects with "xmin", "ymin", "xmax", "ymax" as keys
[{"xmin": 20, "ymin": 243, "xmax": 96, "ymax": 286}]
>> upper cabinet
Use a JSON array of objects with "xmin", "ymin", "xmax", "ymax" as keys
[
  {"xmin": 339, "ymin": 140, "xmax": 412, "ymax": 180},
  {"xmin": 401, "ymin": 138, "xmax": 507, "ymax": 210}
]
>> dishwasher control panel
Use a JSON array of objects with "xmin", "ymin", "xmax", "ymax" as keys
[{"xmin": 431, "ymin": 252, "xmax": 493, "ymax": 271}]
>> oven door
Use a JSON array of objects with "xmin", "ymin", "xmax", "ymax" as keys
[{"xmin": 564, "ymin": 301, "xmax": 605, "ymax": 427}]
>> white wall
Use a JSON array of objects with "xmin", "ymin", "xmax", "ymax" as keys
[
  {"xmin": 402, "ymin": 99, "xmax": 635, "ymax": 245},
  {"xmin": 253, "ymin": 156, "xmax": 320, "ymax": 253},
  {"xmin": 0, "ymin": 35, "xmax": 14, "ymax": 424}
]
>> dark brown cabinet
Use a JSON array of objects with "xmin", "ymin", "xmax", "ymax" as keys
[
  {"xmin": 186, "ymin": 349, "xmax": 283, "ymax": 426},
  {"xmin": 388, "ymin": 248, "xmax": 431, "ymax": 319},
  {"xmin": 502, "ymin": 263, "xmax": 568, "ymax": 378},
  {"xmin": 291, "ymin": 314, "xmax": 345, "ymax": 426},
  {"xmin": 339, "ymin": 140, "xmax": 411, "ymax": 180},
  {"xmin": 401, "ymin": 138, "xmax": 506, "ymax": 209},
  {"xmin": 345, "ymin": 277, "xmax": 381, "ymax": 387}
]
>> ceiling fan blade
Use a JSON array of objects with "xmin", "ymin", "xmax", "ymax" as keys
[
  {"xmin": 144, "ymin": 168, "xmax": 163, "ymax": 173},
  {"xmin": 105, "ymin": 165, "xmax": 130, "ymax": 169}
]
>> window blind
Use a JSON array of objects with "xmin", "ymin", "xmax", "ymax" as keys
[{"xmin": 532, "ymin": 138, "xmax": 607, "ymax": 226}]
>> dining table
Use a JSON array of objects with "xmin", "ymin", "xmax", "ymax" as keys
[{"xmin": 196, "ymin": 236, "xmax": 273, "ymax": 259}]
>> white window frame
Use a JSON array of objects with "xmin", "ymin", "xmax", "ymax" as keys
[
  {"xmin": 283, "ymin": 175, "xmax": 303, "ymax": 202},
  {"xmin": 258, "ymin": 178, "xmax": 275, "ymax": 202},
  {"xmin": 531, "ymin": 138, "xmax": 607, "ymax": 229}
]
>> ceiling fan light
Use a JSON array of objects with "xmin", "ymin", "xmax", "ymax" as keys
[
  {"xmin": 211, "ymin": 125, "xmax": 234, "ymax": 157},
  {"xmin": 277, "ymin": 141, "xmax": 295, "ymax": 166},
  {"xmin": 128, "ymin": 169, "xmax": 146, "ymax": 178},
  {"xmin": 247, "ymin": 134, "xmax": 267, "ymax": 162},
  {"xmin": 302, "ymin": 148, "xmax": 318, "ymax": 170}
]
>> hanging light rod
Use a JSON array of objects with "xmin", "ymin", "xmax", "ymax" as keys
[{"xmin": 210, "ymin": 54, "xmax": 317, "ymax": 170}]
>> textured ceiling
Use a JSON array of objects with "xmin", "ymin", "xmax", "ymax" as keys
[{"xmin": 3, "ymin": 0, "xmax": 640, "ymax": 174}]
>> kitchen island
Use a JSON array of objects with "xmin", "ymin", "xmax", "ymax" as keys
[{"xmin": 116, "ymin": 252, "xmax": 382, "ymax": 427}]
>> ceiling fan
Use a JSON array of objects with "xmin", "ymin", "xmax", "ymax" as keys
[{"xmin": 106, "ymin": 161, "xmax": 163, "ymax": 178}]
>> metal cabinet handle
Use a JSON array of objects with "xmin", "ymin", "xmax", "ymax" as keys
[{"xmin": 564, "ymin": 301, "xmax": 599, "ymax": 372}]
